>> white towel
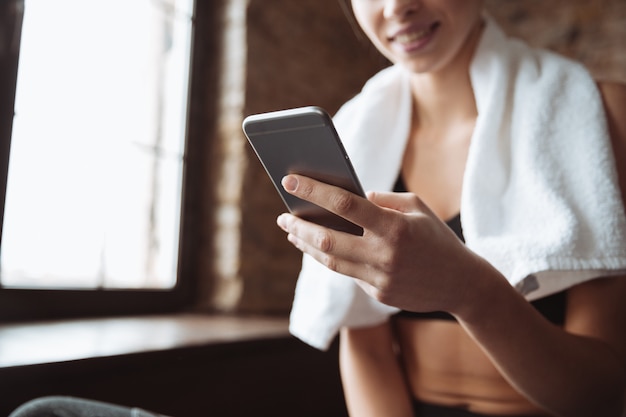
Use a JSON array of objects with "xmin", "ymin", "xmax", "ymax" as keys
[{"xmin": 289, "ymin": 17, "xmax": 626, "ymax": 351}]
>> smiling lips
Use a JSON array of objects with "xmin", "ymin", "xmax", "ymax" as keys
[{"xmin": 391, "ymin": 22, "xmax": 440, "ymax": 50}]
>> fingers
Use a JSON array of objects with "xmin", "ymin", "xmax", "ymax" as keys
[
  {"xmin": 281, "ymin": 174, "xmax": 385, "ymax": 233},
  {"xmin": 277, "ymin": 212, "xmax": 374, "ymax": 279},
  {"xmin": 277, "ymin": 174, "xmax": 435, "ymax": 289}
]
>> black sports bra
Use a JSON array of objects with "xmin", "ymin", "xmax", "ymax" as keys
[{"xmin": 393, "ymin": 177, "xmax": 567, "ymax": 325}]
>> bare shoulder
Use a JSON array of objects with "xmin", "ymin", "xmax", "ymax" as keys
[{"xmin": 597, "ymin": 81, "xmax": 626, "ymax": 205}]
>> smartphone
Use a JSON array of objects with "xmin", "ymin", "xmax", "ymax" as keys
[{"xmin": 242, "ymin": 106, "xmax": 365, "ymax": 236}]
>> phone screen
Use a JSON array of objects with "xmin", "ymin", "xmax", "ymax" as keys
[{"xmin": 243, "ymin": 106, "xmax": 365, "ymax": 235}]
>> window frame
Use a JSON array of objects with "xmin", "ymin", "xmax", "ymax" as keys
[{"xmin": 0, "ymin": 0, "xmax": 216, "ymax": 322}]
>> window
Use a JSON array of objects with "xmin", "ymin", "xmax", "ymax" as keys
[{"xmin": 0, "ymin": 0, "xmax": 198, "ymax": 319}]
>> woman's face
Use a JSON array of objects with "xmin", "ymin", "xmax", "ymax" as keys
[{"xmin": 350, "ymin": 0, "xmax": 484, "ymax": 74}]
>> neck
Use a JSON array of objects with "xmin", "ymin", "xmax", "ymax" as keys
[{"xmin": 409, "ymin": 20, "xmax": 484, "ymax": 128}]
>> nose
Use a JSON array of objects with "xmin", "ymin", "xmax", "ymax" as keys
[{"xmin": 383, "ymin": 0, "xmax": 421, "ymax": 19}]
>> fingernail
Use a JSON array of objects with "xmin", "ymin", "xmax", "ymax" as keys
[
  {"xmin": 277, "ymin": 214, "xmax": 287, "ymax": 230},
  {"xmin": 282, "ymin": 175, "xmax": 298, "ymax": 192}
]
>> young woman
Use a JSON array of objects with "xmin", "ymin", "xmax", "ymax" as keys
[{"xmin": 282, "ymin": 1, "xmax": 626, "ymax": 416}]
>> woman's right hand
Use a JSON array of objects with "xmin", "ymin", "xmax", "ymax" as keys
[{"xmin": 276, "ymin": 174, "xmax": 496, "ymax": 317}]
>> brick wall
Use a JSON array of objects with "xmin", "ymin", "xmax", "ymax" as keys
[{"xmin": 486, "ymin": 0, "xmax": 626, "ymax": 83}]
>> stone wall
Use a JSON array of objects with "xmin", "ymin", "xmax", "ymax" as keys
[{"xmin": 206, "ymin": 0, "xmax": 626, "ymax": 314}]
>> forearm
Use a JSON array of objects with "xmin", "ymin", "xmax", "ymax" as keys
[
  {"xmin": 339, "ymin": 324, "xmax": 414, "ymax": 417},
  {"xmin": 456, "ymin": 261, "xmax": 626, "ymax": 417},
  {"xmin": 276, "ymin": 172, "xmax": 626, "ymax": 414}
]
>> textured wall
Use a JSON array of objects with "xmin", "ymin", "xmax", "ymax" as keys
[
  {"xmin": 486, "ymin": 0, "xmax": 626, "ymax": 83},
  {"xmin": 217, "ymin": 0, "xmax": 626, "ymax": 314},
  {"xmin": 236, "ymin": 0, "xmax": 388, "ymax": 313}
]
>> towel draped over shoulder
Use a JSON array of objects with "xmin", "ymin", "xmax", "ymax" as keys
[{"xmin": 289, "ymin": 17, "xmax": 626, "ymax": 351}]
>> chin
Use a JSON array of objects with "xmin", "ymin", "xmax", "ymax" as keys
[{"xmin": 396, "ymin": 60, "xmax": 439, "ymax": 75}]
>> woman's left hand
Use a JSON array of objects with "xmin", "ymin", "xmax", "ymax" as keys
[{"xmin": 276, "ymin": 174, "xmax": 489, "ymax": 315}]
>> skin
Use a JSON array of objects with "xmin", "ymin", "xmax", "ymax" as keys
[{"xmin": 277, "ymin": 0, "xmax": 626, "ymax": 416}]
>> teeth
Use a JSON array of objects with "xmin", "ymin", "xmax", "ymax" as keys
[{"xmin": 395, "ymin": 27, "xmax": 431, "ymax": 44}]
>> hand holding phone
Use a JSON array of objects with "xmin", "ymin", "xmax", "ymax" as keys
[{"xmin": 242, "ymin": 106, "xmax": 365, "ymax": 235}]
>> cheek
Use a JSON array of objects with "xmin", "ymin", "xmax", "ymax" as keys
[
  {"xmin": 351, "ymin": 6, "xmax": 373, "ymax": 35},
  {"xmin": 443, "ymin": 0, "xmax": 484, "ymax": 13},
  {"xmin": 446, "ymin": 1, "xmax": 484, "ymax": 43},
  {"xmin": 455, "ymin": 0, "xmax": 484, "ymax": 27},
  {"xmin": 350, "ymin": 1, "xmax": 381, "ymax": 35},
  {"xmin": 438, "ymin": 0, "xmax": 483, "ymax": 28},
  {"xmin": 351, "ymin": 7, "xmax": 389, "ymax": 53}
]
